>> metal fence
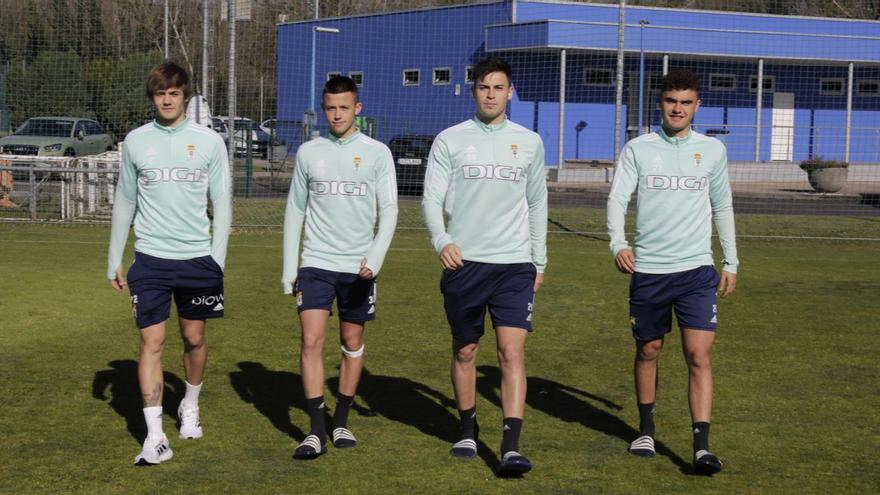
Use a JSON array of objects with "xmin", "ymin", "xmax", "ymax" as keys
[{"xmin": 0, "ymin": 0, "xmax": 878, "ymax": 236}]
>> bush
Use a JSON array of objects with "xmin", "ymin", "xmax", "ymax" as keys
[{"xmin": 800, "ymin": 158, "xmax": 849, "ymax": 173}]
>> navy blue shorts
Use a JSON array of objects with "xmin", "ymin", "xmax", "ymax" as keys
[
  {"xmin": 440, "ymin": 261, "xmax": 537, "ymax": 343},
  {"xmin": 295, "ymin": 267, "xmax": 377, "ymax": 323},
  {"xmin": 628, "ymin": 265, "xmax": 720, "ymax": 342},
  {"xmin": 127, "ymin": 252, "xmax": 224, "ymax": 329}
]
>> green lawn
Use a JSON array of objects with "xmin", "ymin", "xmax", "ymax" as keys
[{"xmin": 0, "ymin": 222, "xmax": 877, "ymax": 494}]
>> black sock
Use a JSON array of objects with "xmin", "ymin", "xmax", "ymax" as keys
[
  {"xmin": 306, "ymin": 396, "xmax": 326, "ymax": 441},
  {"xmin": 500, "ymin": 417, "xmax": 523, "ymax": 454},
  {"xmin": 638, "ymin": 402, "xmax": 655, "ymax": 438},
  {"xmin": 458, "ymin": 406, "xmax": 477, "ymax": 440},
  {"xmin": 333, "ymin": 393, "xmax": 354, "ymax": 429},
  {"xmin": 693, "ymin": 422, "xmax": 710, "ymax": 452}
]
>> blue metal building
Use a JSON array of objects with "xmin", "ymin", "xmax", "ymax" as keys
[{"xmin": 276, "ymin": 0, "xmax": 880, "ymax": 164}]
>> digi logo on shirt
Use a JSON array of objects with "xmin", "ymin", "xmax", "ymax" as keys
[
  {"xmin": 310, "ymin": 181, "xmax": 368, "ymax": 196},
  {"xmin": 462, "ymin": 165, "xmax": 524, "ymax": 182},
  {"xmin": 645, "ymin": 175, "xmax": 708, "ymax": 191},
  {"xmin": 139, "ymin": 168, "xmax": 204, "ymax": 184}
]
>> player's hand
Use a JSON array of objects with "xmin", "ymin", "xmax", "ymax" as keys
[
  {"xmin": 290, "ymin": 277, "xmax": 298, "ymax": 297},
  {"xmin": 534, "ymin": 272, "xmax": 544, "ymax": 292},
  {"xmin": 110, "ymin": 266, "xmax": 126, "ymax": 292},
  {"xmin": 718, "ymin": 271, "xmax": 736, "ymax": 298},
  {"xmin": 439, "ymin": 243, "xmax": 464, "ymax": 270},
  {"xmin": 614, "ymin": 249, "xmax": 635, "ymax": 274},
  {"xmin": 359, "ymin": 258, "xmax": 374, "ymax": 279}
]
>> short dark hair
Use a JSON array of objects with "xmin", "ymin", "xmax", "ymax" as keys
[
  {"xmin": 145, "ymin": 61, "xmax": 192, "ymax": 100},
  {"xmin": 661, "ymin": 69, "xmax": 700, "ymax": 96},
  {"xmin": 323, "ymin": 75, "xmax": 359, "ymax": 99},
  {"xmin": 472, "ymin": 57, "xmax": 512, "ymax": 86}
]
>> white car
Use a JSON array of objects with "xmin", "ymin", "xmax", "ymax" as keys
[{"xmin": 212, "ymin": 116, "xmax": 271, "ymax": 158}]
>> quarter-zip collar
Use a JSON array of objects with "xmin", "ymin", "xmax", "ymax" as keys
[
  {"xmin": 659, "ymin": 125, "xmax": 692, "ymax": 146},
  {"xmin": 328, "ymin": 130, "xmax": 362, "ymax": 146},
  {"xmin": 473, "ymin": 116, "xmax": 509, "ymax": 133},
  {"xmin": 152, "ymin": 117, "xmax": 191, "ymax": 135}
]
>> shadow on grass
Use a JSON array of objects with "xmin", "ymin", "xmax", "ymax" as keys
[
  {"xmin": 476, "ymin": 365, "xmax": 691, "ymax": 473},
  {"xmin": 91, "ymin": 359, "xmax": 185, "ymax": 443},
  {"xmin": 228, "ymin": 361, "xmax": 308, "ymax": 441},
  {"xmin": 328, "ymin": 367, "xmax": 501, "ymax": 472}
]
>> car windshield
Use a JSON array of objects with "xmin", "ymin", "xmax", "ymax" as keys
[
  {"xmin": 16, "ymin": 119, "xmax": 74, "ymax": 137},
  {"xmin": 391, "ymin": 137, "xmax": 433, "ymax": 153}
]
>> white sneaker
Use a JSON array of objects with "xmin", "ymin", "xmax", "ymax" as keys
[
  {"xmin": 178, "ymin": 403, "xmax": 203, "ymax": 439},
  {"xmin": 134, "ymin": 434, "xmax": 173, "ymax": 465}
]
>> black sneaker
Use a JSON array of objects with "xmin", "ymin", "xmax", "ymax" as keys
[
  {"xmin": 693, "ymin": 449, "xmax": 723, "ymax": 475},
  {"xmin": 293, "ymin": 434, "xmax": 327, "ymax": 460},
  {"xmin": 497, "ymin": 451, "xmax": 532, "ymax": 476}
]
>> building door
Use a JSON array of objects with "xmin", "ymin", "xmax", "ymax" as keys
[
  {"xmin": 626, "ymin": 72, "xmax": 662, "ymax": 141},
  {"xmin": 770, "ymin": 92, "xmax": 794, "ymax": 161}
]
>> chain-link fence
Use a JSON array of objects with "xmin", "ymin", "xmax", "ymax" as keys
[{"xmin": 1, "ymin": 0, "xmax": 878, "ymax": 236}]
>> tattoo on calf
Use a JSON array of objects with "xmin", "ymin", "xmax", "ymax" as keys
[{"xmin": 143, "ymin": 383, "xmax": 163, "ymax": 407}]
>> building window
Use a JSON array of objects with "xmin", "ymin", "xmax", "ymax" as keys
[
  {"xmin": 465, "ymin": 66, "xmax": 474, "ymax": 84},
  {"xmin": 819, "ymin": 78, "xmax": 845, "ymax": 96},
  {"xmin": 708, "ymin": 74, "xmax": 736, "ymax": 91},
  {"xmin": 403, "ymin": 69, "xmax": 420, "ymax": 87},
  {"xmin": 349, "ymin": 71, "xmax": 363, "ymax": 86},
  {"xmin": 326, "ymin": 72, "xmax": 341, "ymax": 81},
  {"xmin": 584, "ymin": 69, "xmax": 613, "ymax": 86},
  {"xmin": 749, "ymin": 75, "xmax": 775, "ymax": 93},
  {"xmin": 433, "ymin": 67, "xmax": 451, "ymax": 85},
  {"xmin": 856, "ymin": 80, "xmax": 880, "ymax": 97}
]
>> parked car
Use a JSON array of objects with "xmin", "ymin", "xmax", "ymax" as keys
[
  {"xmin": 0, "ymin": 117, "xmax": 114, "ymax": 157},
  {"xmin": 212, "ymin": 116, "xmax": 271, "ymax": 158},
  {"xmin": 388, "ymin": 134, "xmax": 434, "ymax": 196}
]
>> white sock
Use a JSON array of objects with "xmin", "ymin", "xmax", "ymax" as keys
[
  {"xmin": 143, "ymin": 406, "xmax": 163, "ymax": 439},
  {"xmin": 182, "ymin": 381, "xmax": 202, "ymax": 409}
]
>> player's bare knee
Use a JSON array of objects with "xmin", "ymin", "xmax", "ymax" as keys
[
  {"xmin": 497, "ymin": 344, "xmax": 524, "ymax": 366},
  {"xmin": 637, "ymin": 340, "xmax": 663, "ymax": 361},
  {"xmin": 454, "ymin": 343, "xmax": 478, "ymax": 364},
  {"xmin": 685, "ymin": 349, "xmax": 712, "ymax": 369},
  {"xmin": 140, "ymin": 334, "xmax": 165, "ymax": 355},
  {"xmin": 341, "ymin": 332, "xmax": 364, "ymax": 352},
  {"xmin": 182, "ymin": 333, "xmax": 205, "ymax": 351}
]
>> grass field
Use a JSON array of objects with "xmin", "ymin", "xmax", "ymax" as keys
[{"xmin": 1, "ymin": 216, "xmax": 878, "ymax": 494}]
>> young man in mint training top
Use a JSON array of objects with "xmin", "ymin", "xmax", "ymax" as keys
[
  {"xmin": 107, "ymin": 62, "xmax": 232, "ymax": 465},
  {"xmin": 606, "ymin": 69, "xmax": 738, "ymax": 475},
  {"xmin": 422, "ymin": 57, "xmax": 547, "ymax": 476},
  {"xmin": 282, "ymin": 76, "xmax": 398, "ymax": 459}
]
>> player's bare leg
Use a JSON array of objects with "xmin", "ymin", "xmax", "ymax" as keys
[
  {"xmin": 134, "ymin": 322, "xmax": 173, "ymax": 464},
  {"xmin": 332, "ymin": 321, "xmax": 365, "ymax": 448},
  {"xmin": 682, "ymin": 328, "xmax": 721, "ymax": 474},
  {"xmin": 178, "ymin": 317, "xmax": 207, "ymax": 439},
  {"xmin": 630, "ymin": 337, "xmax": 664, "ymax": 457},
  {"xmin": 450, "ymin": 339, "xmax": 480, "ymax": 458},
  {"xmin": 496, "ymin": 326, "xmax": 531, "ymax": 475},
  {"xmin": 295, "ymin": 309, "xmax": 331, "ymax": 458}
]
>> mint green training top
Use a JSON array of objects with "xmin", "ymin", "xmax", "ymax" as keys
[
  {"xmin": 107, "ymin": 118, "xmax": 232, "ymax": 279},
  {"xmin": 281, "ymin": 131, "xmax": 398, "ymax": 294},
  {"xmin": 422, "ymin": 117, "xmax": 548, "ymax": 272},
  {"xmin": 606, "ymin": 127, "xmax": 739, "ymax": 274}
]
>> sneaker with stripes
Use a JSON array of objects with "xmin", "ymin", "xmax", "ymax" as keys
[
  {"xmin": 629, "ymin": 435, "xmax": 656, "ymax": 457},
  {"xmin": 497, "ymin": 450, "xmax": 532, "ymax": 476},
  {"xmin": 450, "ymin": 438, "xmax": 478, "ymax": 459},
  {"xmin": 134, "ymin": 434, "xmax": 173, "ymax": 465},
  {"xmin": 693, "ymin": 449, "xmax": 723, "ymax": 475},
  {"xmin": 332, "ymin": 427, "xmax": 357, "ymax": 448},
  {"xmin": 293, "ymin": 434, "xmax": 327, "ymax": 460}
]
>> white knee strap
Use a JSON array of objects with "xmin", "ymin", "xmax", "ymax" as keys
[{"xmin": 341, "ymin": 344, "xmax": 364, "ymax": 358}]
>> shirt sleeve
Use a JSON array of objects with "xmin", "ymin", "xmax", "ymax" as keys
[
  {"xmin": 606, "ymin": 144, "xmax": 639, "ymax": 257},
  {"xmin": 421, "ymin": 136, "xmax": 455, "ymax": 253},
  {"xmin": 526, "ymin": 137, "xmax": 548, "ymax": 273},
  {"xmin": 709, "ymin": 146, "xmax": 738, "ymax": 274},
  {"xmin": 363, "ymin": 146, "xmax": 398, "ymax": 275},
  {"xmin": 281, "ymin": 153, "xmax": 309, "ymax": 294},
  {"xmin": 208, "ymin": 139, "xmax": 233, "ymax": 270},
  {"xmin": 106, "ymin": 141, "xmax": 138, "ymax": 279}
]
